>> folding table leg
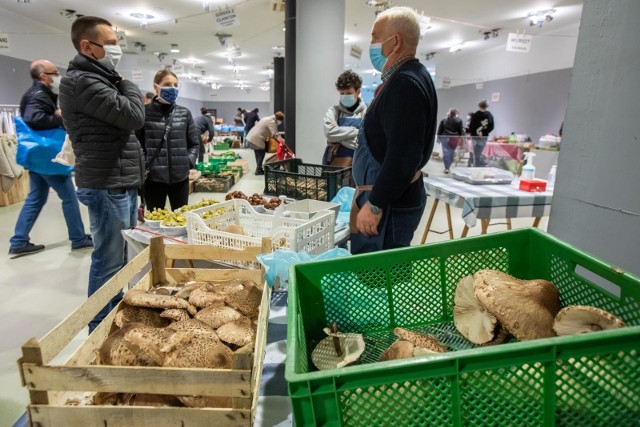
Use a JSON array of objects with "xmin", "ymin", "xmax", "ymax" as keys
[
  {"xmin": 481, "ymin": 219, "xmax": 490, "ymax": 235},
  {"xmin": 420, "ymin": 199, "xmax": 439, "ymax": 244},
  {"xmin": 461, "ymin": 226, "xmax": 469, "ymax": 238},
  {"xmin": 506, "ymin": 218, "xmax": 512, "ymax": 230},
  {"xmin": 445, "ymin": 203, "xmax": 454, "ymax": 240},
  {"xmin": 532, "ymin": 217, "xmax": 542, "ymax": 228}
]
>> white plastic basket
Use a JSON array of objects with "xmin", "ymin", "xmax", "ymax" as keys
[{"xmin": 186, "ymin": 198, "xmax": 335, "ymax": 254}]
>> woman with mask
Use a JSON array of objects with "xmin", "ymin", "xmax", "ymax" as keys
[
  {"xmin": 136, "ymin": 70, "xmax": 199, "ymax": 211},
  {"xmin": 246, "ymin": 111, "xmax": 284, "ymax": 175},
  {"xmin": 322, "ymin": 70, "xmax": 367, "ymax": 166}
]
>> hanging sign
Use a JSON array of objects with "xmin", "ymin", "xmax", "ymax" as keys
[
  {"xmin": 476, "ymin": 83, "xmax": 484, "ymax": 90},
  {"xmin": 442, "ymin": 77, "xmax": 451, "ymax": 89},
  {"xmin": 506, "ymin": 33, "xmax": 532, "ymax": 53},
  {"xmin": 349, "ymin": 45, "xmax": 362, "ymax": 60},
  {"xmin": 0, "ymin": 33, "xmax": 10, "ymax": 52},
  {"xmin": 117, "ymin": 31, "xmax": 128, "ymax": 50},
  {"xmin": 131, "ymin": 69, "xmax": 144, "ymax": 82},
  {"xmin": 491, "ymin": 92, "xmax": 501, "ymax": 102},
  {"xmin": 215, "ymin": 8, "xmax": 239, "ymax": 29},
  {"xmin": 173, "ymin": 63, "xmax": 185, "ymax": 74}
]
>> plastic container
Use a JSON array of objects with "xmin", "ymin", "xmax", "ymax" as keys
[
  {"xmin": 264, "ymin": 159, "xmax": 352, "ymax": 201},
  {"xmin": 186, "ymin": 198, "xmax": 335, "ymax": 255},
  {"xmin": 547, "ymin": 165, "xmax": 557, "ymax": 186},
  {"xmin": 521, "ymin": 152, "xmax": 536, "ymax": 181},
  {"xmin": 283, "ymin": 199, "xmax": 340, "ymax": 224},
  {"xmin": 519, "ymin": 179, "xmax": 548, "ymax": 192},
  {"xmin": 286, "ymin": 228, "xmax": 640, "ymax": 427},
  {"xmin": 451, "ymin": 167, "xmax": 514, "ymax": 185}
]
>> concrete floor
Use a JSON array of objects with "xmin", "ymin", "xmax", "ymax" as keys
[{"xmin": 0, "ymin": 148, "xmax": 547, "ymax": 426}]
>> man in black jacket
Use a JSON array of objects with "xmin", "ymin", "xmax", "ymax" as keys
[
  {"xmin": 9, "ymin": 60, "xmax": 92, "ymax": 257},
  {"xmin": 468, "ymin": 100, "xmax": 495, "ymax": 167},
  {"xmin": 59, "ymin": 16, "xmax": 145, "ymax": 332},
  {"xmin": 351, "ymin": 7, "xmax": 437, "ymax": 254},
  {"xmin": 243, "ymin": 108, "xmax": 259, "ymax": 148},
  {"xmin": 194, "ymin": 107, "xmax": 215, "ymax": 162}
]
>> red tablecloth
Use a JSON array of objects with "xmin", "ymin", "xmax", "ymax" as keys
[{"xmin": 483, "ymin": 142, "xmax": 522, "ymax": 160}]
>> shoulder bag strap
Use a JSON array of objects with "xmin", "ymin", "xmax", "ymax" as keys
[{"xmin": 146, "ymin": 108, "xmax": 176, "ymax": 174}]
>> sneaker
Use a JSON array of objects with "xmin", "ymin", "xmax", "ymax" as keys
[
  {"xmin": 9, "ymin": 242, "xmax": 45, "ymax": 258},
  {"xmin": 444, "ymin": 169, "xmax": 450, "ymax": 174},
  {"xmin": 72, "ymin": 235, "xmax": 93, "ymax": 250}
]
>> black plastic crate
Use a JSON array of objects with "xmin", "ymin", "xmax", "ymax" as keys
[{"xmin": 264, "ymin": 159, "xmax": 352, "ymax": 201}]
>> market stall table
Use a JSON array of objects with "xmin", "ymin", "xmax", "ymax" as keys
[{"xmin": 420, "ymin": 176, "xmax": 553, "ymax": 243}]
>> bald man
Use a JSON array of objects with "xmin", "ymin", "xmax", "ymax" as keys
[
  {"xmin": 350, "ymin": 7, "xmax": 438, "ymax": 254},
  {"xmin": 9, "ymin": 60, "xmax": 92, "ymax": 258}
]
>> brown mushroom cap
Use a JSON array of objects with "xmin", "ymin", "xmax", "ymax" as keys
[
  {"xmin": 188, "ymin": 286, "xmax": 226, "ymax": 308},
  {"xmin": 553, "ymin": 305, "xmax": 626, "ymax": 335},
  {"xmin": 114, "ymin": 304, "xmax": 169, "ymax": 329},
  {"xmin": 453, "ymin": 275, "xmax": 498, "ymax": 344},
  {"xmin": 160, "ymin": 308, "xmax": 191, "ymax": 322},
  {"xmin": 167, "ymin": 319, "xmax": 219, "ymax": 338},
  {"xmin": 122, "ymin": 325, "xmax": 173, "ymax": 366},
  {"xmin": 379, "ymin": 339, "xmax": 415, "ymax": 362},
  {"xmin": 177, "ymin": 395, "xmax": 233, "ymax": 408},
  {"xmin": 195, "ymin": 302, "xmax": 243, "ymax": 328},
  {"xmin": 97, "ymin": 323, "xmax": 154, "ymax": 366},
  {"xmin": 174, "ymin": 282, "xmax": 207, "ymax": 300},
  {"xmin": 123, "ymin": 290, "xmax": 198, "ymax": 315},
  {"xmin": 163, "ymin": 334, "xmax": 233, "ymax": 369},
  {"xmin": 224, "ymin": 282, "xmax": 262, "ymax": 318},
  {"xmin": 393, "ymin": 328, "xmax": 448, "ymax": 353},
  {"xmin": 216, "ymin": 317, "xmax": 256, "ymax": 347},
  {"xmin": 474, "ymin": 270, "xmax": 562, "ymax": 341}
]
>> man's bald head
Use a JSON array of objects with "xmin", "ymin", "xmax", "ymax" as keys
[{"xmin": 30, "ymin": 60, "xmax": 57, "ymax": 80}]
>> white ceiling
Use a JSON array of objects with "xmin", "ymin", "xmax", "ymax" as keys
[{"xmin": 0, "ymin": 0, "xmax": 583, "ymax": 97}]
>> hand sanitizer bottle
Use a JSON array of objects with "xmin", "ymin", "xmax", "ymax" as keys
[
  {"xmin": 547, "ymin": 165, "xmax": 557, "ymax": 186},
  {"xmin": 521, "ymin": 152, "xmax": 536, "ymax": 180}
]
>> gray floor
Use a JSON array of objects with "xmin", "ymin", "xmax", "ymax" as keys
[{"xmin": 0, "ymin": 148, "xmax": 547, "ymax": 426}]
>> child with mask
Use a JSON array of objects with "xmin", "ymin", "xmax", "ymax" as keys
[
  {"xmin": 322, "ymin": 70, "xmax": 367, "ymax": 166},
  {"xmin": 135, "ymin": 69, "xmax": 199, "ymax": 212}
]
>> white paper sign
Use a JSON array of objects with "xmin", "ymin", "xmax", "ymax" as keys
[
  {"xmin": 215, "ymin": 8, "xmax": 239, "ymax": 29},
  {"xmin": 0, "ymin": 33, "xmax": 10, "ymax": 52},
  {"xmin": 131, "ymin": 69, "xmax": 144, "ymax": 82},
  {"xmin": 442, "ymin": 77, "xmax": 451, "ymax": 89},
  {"xmin": 173, "ymin": 63, "xmax": 184, "ymax": 74},
  {"xmin": 349, "ymin": 45, "xmax": 362, "ymax": 60},
  {"xmin": 506, "ymin": 33, "xmax": 532, "ymax": 53},
  {"xmin": 491, "ymin": 92, "xmax": 501, "ymax": 102},
  {"xmin": 476, "ymin": 83, "xmax": 484, "ymax": 90},
  {"xmin": 117, "ymin": 31, "xmax": 128, "ymax": 50}
]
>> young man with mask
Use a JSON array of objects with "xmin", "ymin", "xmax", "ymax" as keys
[
  {"xmin": 351, "ymin": 7, "xmax": 438, "ymax": 254},
  {"xmin": 9, "ymin": 60, "xmax": 92, "ymax": 257},
  {"xmin": 322, "ymin": 70, "xmax": 367, "ymax": 166},
  {"xmin": 59, "ymin": 16, "xmax": 145, "ymax": 333}
]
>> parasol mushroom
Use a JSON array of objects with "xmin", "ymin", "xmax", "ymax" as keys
[
  {"xmin": 453, "ymin": 275, "xmax": 498, "ymax": 344},
  {"xmin": 195, "ymin": 302, "xmax": 243, "ymax": 329},
  {"xmin": 216, "ymin": 317, "xmax": 256, "ymax": 347},
  {"xmin": 123, "ymin": 290, "xmax": 197, "ymax": 316},
  {"xmin": 553, "ymin": 305, "xmax": 626, "ymax": 335},
  {"xmin": 114, "ymin": 304, "xmax": 169, "ymax": 329}
]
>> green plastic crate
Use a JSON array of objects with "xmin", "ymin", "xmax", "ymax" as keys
[
  {"xmin": 286, "ymin": 229, "xmax": 640, "ymax": 426},
  {"xmin": 213, "ymin": 142, "xmax": 231, "ymax": 151}
]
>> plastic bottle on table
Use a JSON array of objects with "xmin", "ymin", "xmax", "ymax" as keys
[
  {"xmin": 547, "ymin": 165, "xmax": 557, "ymax": 186},
  {"xmin": 521, "ymin": 152, "xmax": 536, "ymax": 181},
  {"xmin": 509, "ymin": 132, "xmax": 516, "ymax": 144}
]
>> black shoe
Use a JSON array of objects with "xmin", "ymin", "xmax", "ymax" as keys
[
  {"xmin": 9, "ymin": 242, "xmax": 45, "ymax": 258},
  {"xmin": 255, "ymin": 170, "xmax": 264, "ymax": 176},
  {"xmin": 72, "ymin": 235, "xmax": 93, "ymax": 250}
]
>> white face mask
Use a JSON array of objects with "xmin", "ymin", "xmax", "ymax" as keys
[
  {"xmin": 50, "ymin": 75, "xmax": 61, "ymax": 94},
  {"xmin": 276, "ymin": 120, "xmax": 283, "ymax": 125},
  {"xmin": 98, "ymin": 44, "xmax": 123, "ymax": 70}
]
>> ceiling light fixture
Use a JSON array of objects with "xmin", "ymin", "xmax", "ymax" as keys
[
  {"xmin": 528, "ymin": 9, "xmax": 555, "ymax": 28},
  {"xmin": 170, "ymin": 44, "xmax": 180, "ymax": 53},
  {"xmin": 425, "ymin": 52, "xmax": 436, "ymax": 61},
  {"xmin": 17, "ymin": 0, "xmax": 30, "ymax": 3},
  {"xmin": 365, "ymin": 0, "xmax": 392, "ymax": 16},
  {"xmin": 449, "ymin": 43, "xmax": 463, "ymax": 54}
]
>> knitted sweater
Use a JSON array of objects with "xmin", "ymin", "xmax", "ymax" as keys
[{"xmin": 364, "ymin": 59, "xmax": 438, "ymax": 209}]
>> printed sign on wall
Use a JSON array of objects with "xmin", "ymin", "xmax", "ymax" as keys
[
  {"xmin": 132, "ymin": 69, "xmax": 144, "ymax": 82},
  {"xmin": 506, "ymin": 33, "xmax": 532, "ymax": 53},
  {"xmin": 0, "ymin": 33, "xmax": 10, "ymax": 52}
]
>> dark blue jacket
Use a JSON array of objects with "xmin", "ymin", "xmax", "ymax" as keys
[
  {"xmin": 194, "ymin": 113, "xmax": 215, "ymax": 142},
  {"xmin": 244, "ymin": 109, "xmax": 260, "ymax": 134},
  {"xmin": 19, "ymin": 81, "xmax": 63, "ymax": 130}
]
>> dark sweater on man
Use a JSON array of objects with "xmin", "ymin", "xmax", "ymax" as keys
[{"xmin": 364, "ymin": 59, "xmax": 438, "ymax": 209}]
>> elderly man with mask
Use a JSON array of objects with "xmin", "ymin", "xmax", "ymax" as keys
[
  {"xmin": 350, "ymin": 7, "xmax": 438, "ymax": 254},
  {"xmin": 59, "ymin": 16, "xmax": 145, "ymax": 332},
  {"xmin": 9, "ymin": 60, "xmax": 92, "ymax": 257}
]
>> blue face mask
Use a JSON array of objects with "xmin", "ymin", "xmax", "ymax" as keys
[
  {"xmin": 340, "ymin": 94, "xmax": 357, "ymax": 108},
  {"xmin": 158, "ymin": 87, "xmax": 179, "ymax": 104},
  {"xmin": 369, "ymin": 35, "xmax": 396, "ymax": 72}
]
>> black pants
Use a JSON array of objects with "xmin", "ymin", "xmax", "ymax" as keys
[
  {"xmin": 472, "ymin": 137, "xmax": 487, "ymax": 167},
  {"xmin": 198, "ymin": 141, "xmax": 207, "ymax": 163},
  {"xmin": 254, "ymin": 149, "xmax": 266, "ymax": 173},
  {"xmin": 144, "ymin": 178, "xmax": 189, "ymax": 212}
]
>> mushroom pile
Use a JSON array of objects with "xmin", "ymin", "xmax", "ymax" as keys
[
  {"xmin": 379, "ymin": 328, "xmax": 448, "ymax": 362},
  {"xmin": 92, "ymin": 279, "xmax": 263, "ymax": 408},
  {"xmin": 225, "ymin": 191, "xmax": 283, "ymax": 210},
  {"xmin": 453, "ymin": 270, "xmax": 626, "ymax": 345}
]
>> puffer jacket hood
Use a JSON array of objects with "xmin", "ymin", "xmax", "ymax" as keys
[{"xmin": 59, "ymin": 54, "xmax": 145, "ymax": 189}]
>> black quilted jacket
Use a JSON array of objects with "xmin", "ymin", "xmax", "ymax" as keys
[
  {"xmin": 59, "ymin": 54, "xmax": 145, "ymax": 189},
  {"xmin": 136, "ymin": 99, "xmax": 199, "ymax": 184}
]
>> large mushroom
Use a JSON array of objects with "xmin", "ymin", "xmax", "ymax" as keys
[
  {"xmin": 195, "ymin": 302, "xmax": 243, "ymax": 329},
  {"xmin": 217, "ymin": 317, "xmax": 256, "ymax": 347},
  {"xmin": 379, "ymin": 339, "xmax": 415, "ymax": 362},
  {"xmin": 393, "ymin": 328, "xmax": 448, "ymax": 353},
  {"xmin": 96, "ymin": 323, "xmax": 154, "ymax": 366},
  {"xmin": 553, "ymin": 305, "xmax": 626, "ymax": 335},
  {"xmin": 311, "ymin": 327, "xmax": 366, "ymax": 370},
  {"xmin": 453, "ymin": 275, "xmax": 498, "ymax": 344},
  {"xmin": 123, "ymin": 290, "xmax": 197, "ymax": 316},
  {"xmin": 122, "ymin": 325, "xmax": 173, "ymax": 366},
  {"xmin": 114, "ymin": 304, "xmax": 169, "ymax": 329},
  {"xmin": 224, "ymin": 281, "xmax": 262, "ymax": 318},
  {"xmin": 474, "ymin": 270, "xmax": 562, "ymax": 341},
  {"xmin": 188, "ymin": 286, "xmax": 226, "ymax": 308}
]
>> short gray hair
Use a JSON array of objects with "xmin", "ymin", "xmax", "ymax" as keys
[{"xmin": 377, "ymin": 7, "xmax": 420, "ymax": 49}]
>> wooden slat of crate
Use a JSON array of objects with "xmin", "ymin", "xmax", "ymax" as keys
[
  {"xmin": 19, "ymin": 237, "xmax": 272, "ymax": 427},
  {"xmin": 29, "ymin": 406, "xmax": 252, "ymax": 427},
  {"xmin": 0, "ymin": 170, "xmax": 29, "ymax": 207}
]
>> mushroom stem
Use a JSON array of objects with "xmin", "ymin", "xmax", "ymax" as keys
[{"xmin": 331, "ymin": 322, "xmax": 343, "ymax": 357}]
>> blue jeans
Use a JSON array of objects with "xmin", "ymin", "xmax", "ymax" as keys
[
  {"xmin": 76, "ymin": 187, "xmax": 138, "ymax": 332},
  {"xmin": 440, "ymin": 138, "xmax": 456, "ymax": 170},
  {"xmin": 383, "ymin": 191, "xmax": 427, "ymax": 250},
  {"xmin": 10, "ymin": 172, "xmax": 87, "ymax": 250}
]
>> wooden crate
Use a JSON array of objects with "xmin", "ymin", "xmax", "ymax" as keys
[
  {"xmin": 0, "ymin": 170, "xmax": 29, "ymax": 207},
  {"xmin": 18, "ymin": 237, "xmax": 272, "ymax": 427}
]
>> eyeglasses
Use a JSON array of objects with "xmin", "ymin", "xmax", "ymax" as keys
[
  {"xmin": 44, "ymin": 72, "xmax": 60, "ymax": 77},
  {"xmin": 89, "ymin": 40, "xmax": 118, "ymax": 48}
]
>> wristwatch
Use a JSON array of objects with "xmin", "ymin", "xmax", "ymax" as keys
[{"xmin": 368, "ymin": 201, "xmax": 383, "ymax": 215}]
